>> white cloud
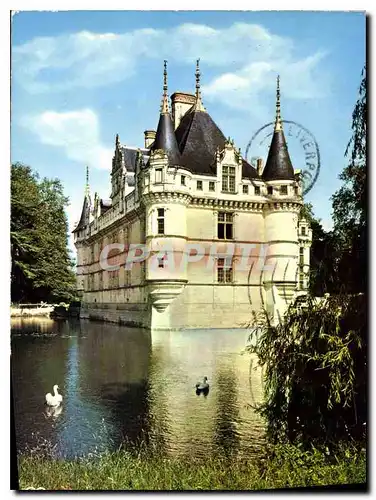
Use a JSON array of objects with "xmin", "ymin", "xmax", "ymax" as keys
[
  {"xmin": 202, "ymin": 50, "xmax": 327, "ymax": 116},
  {"xmin": 14, "ymin": 22, "xmax": 329, "ymax": 174},
  {"xmin": 12, "ymin": 22, "xmax": 328, "ymax": 105},
  {"xmin": 20, "ymin": 109, "xmax": 113, "ymax": 170}
]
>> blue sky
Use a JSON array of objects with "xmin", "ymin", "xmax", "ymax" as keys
[{"xmin": 11, "ymin": 10, "xmax": 365, "ymax": 252}]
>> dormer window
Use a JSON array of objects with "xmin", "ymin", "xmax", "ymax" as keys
[
  {"xmin": 243, "ymin": 185, "xmax": 249, "ymax": 194},
  {"xmin": 181, "ymin": 175, "xmax": 186, "ymax": 186},
  {"xmin": 302, "ymin": 226, "xmax": 306, "ymax": 236},
  {"xmin": 280, "ymin": 185, "xmax": 288, "ymax": 195},
  {"xmin": 209, "ymin": 181, "xmax": 215, "ymax": 192},
  {"xmin": 267, "ymin": 186, "xmax": 273, "ymax": 195},
  {"xmin": 255, "ymin": 186, "xmax": 261, "ymax": 196},
  {"xmin": 197, "ymin": 180, "xmax": 203, "ymax": 190},
  {"xmin": 222, "ymin": 166, "xmax": 236, "ymax": 193}
]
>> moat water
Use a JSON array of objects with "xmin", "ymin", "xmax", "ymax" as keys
[{"xmin": 11, "ymin": 318, "xmax": 265, "ymax": 460}]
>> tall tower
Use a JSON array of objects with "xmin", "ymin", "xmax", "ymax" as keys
[
  {"xmin": 262, "ymin": 76, "xmax": 303, "ymax": 324},
  {"xmin": 72, "ymin": 166, "xmax": 92, "ymax": 294},
  {"xmin": 140, "ymin": 61, "xmax": 189, "ymax": 328}
]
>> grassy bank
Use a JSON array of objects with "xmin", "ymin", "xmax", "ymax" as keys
[{"xmin": 18, "ymin": 444, "xmax": 366, "ymax": 491}]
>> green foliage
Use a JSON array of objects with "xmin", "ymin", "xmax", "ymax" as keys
[
  {"xmin": 11, "ymin": 162, "xmax": 77, "ymax": 303},
  {"xmin": 299, "ymin": 67, "xmax": 367, "ymax": 296},
  {"xmin": 247, "ymin": 294, "xmax": 366, "ymax": 449},
  {"xmin": 331, "ymin": 66, "xmax": 366, "ymax": 293},
  {"xmin": 300, "ymin": 203, "xmax": 337, "ymax": 296},
  {"xmin": 17, "ymin": 443, "xmax": 366, "ymax": 490}
]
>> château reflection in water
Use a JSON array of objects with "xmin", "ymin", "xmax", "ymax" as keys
[{"xmin": 11, "ymin": 319, "xmax": 265, "ymax": 460}]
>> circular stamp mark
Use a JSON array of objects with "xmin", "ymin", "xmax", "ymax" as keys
[{"xmin": 245, "ymin": 120, "xmax": 320, "ymax": 196}]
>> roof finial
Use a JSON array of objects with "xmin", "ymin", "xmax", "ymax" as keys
[
  {"xmin": 275, "ymin": 75, "xmax": 282, "ymax": 132},
  {"xmin": 115, "ymin": 133, "xmax": 120, "ymax": 148},
  {"xmin": 194, "ymin": 58, "xmax": 206, "ymax": 112},
  {"xmin": 85, "ymin": 165, "xmax": 90, "ymax": 197},
  {"xmin": 161, "ymin": 60, "xmax": 169, "ymax": 114}
]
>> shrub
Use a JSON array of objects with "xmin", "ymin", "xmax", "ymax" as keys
[{"xmin": 247, "ymin": 294, "xmax": 367, "ymax": 449}]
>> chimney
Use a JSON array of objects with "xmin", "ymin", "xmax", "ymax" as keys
[
  {"xmin": 171, "ymin": 92, "xmax": 196, "ymax": 129},
  {"xmin": 256, "ymin": 158, "xmax": 263, "ymax": 176},
  {"xmin": 144, "ymin": 130, "xmax": 156, "ymax": 149}
]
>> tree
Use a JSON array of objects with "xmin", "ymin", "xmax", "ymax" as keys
[
  {"xmin": 247, "ymin": 293, "xmax": 366, "ymax": 449},
  {"xmin": 300, "ymin": 203, "xmax": 337, "ymax": 296},
  {"xmin": 247, "ymin": 68, "xmax": 368, "ymax": 452},
  {"xmin": 331, "ymin": 66, "xmax": 366, "ymax": 293},
  {"xmin": 11, "ymin": 163, "xmax": 77, "ymax": 303},
  {"xmin": 11, "ymin": 164, "xmax": 42, "ymax": 302}
]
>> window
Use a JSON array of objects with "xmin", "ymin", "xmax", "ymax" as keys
[
  {"xmin": 155, "ymin": 168, "xmax": 163, "ymax": 183},
  {"xmin": 197, "ymin": 180, "xmax": 203, "ymax": 190},
  {"xmin": 222, "ymin": 166, "xmax": 236, "ymax": 193},
  {"xmin": 299, "ymin": 247, "xmax": 304, "ymax": 266},
  {"xmin": 294, "ymin": 186, "xmax": 299, "ymax": 196},
  {"xmin": 267, "ymin": 186, "xmax": 273, "ymax": 195},
  {"xmin": 209, "ymin": 181, "xmax": 215, "ymax": 192},
  {"xmin": 280, "ymin": 185, "xmax": 288, "ymax": 195},
  {"xmin": 299, "ymin": 272, "xmax": 304, "ymax": 289},
  {"xmin": 217, "ymin": 257, "xmax": 233, "ymax": 283},
  {"xmin": 181, "ymin": 175, "xmax": 186, "ymax": 186},
  {"xmin": 255, "ymin": 186, "xmax": 261, "ymax": 195},
  {"xmin": 157, "ymin": 208, "xmax": 165, "ymax": 235},
  {"xmin": 301, "ymin": 226, "xmax": 306, "ymax": 236},
  {"xmin": 243, "ymin": 185, "xmax": 249, "ymax": 194},
  {"xmin": 218, "ymin": 212, "xmax": 233, "ymax": 240}
]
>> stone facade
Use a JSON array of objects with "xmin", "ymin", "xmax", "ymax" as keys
[{"xmin": 73, "ymin": 63, "xmax": 312, "ymax": 330}]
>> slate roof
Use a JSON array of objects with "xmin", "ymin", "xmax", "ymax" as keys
[
  {"xmin": 242, "ymin": 158, "xmax": 258, "ymax": 179},
  {"xmin": 151, "ymin": 113, "xmax": 182, "ymax": 166},
  {"xmin": 120, "ymin": 147, "xmax": 149, "ymax": 172},
  {"xmin": 175, "ymin": 109, "xmax": 226, "ymax": 175},
  {"xmin": 262, "ymin": 129, "xmax": 295, "ymax": 181},
  {"xmin": 72, "ymin": 196, "xmax": 89, "ymax": 233}
]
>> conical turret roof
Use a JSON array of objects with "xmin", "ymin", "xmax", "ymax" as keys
[
  {"xmin": 150, "ymin": 60, "xmax": 182, "ymax": 166},
  {"xmin": 262, "ymin": 76, "xmax": 295, "ymax": 181},
  {"xmin": 73, "ymin": 166, "xmax": 90, "ymax": 233}
]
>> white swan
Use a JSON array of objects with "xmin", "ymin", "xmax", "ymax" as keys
[
  {"xmin": 45, "ymin": 404, "xmax": 63, "ymax": 418},
  {"xmin": 45, "ymin": 384, "xmax": 63, "ymax": 407}
]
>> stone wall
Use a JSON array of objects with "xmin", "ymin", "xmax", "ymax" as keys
[{"xmin": 80, "ymin": 301, "xmax": 151, "ymax": 328}]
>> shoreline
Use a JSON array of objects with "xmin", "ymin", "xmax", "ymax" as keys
[
  {"xmin": 16, "ymin": 444, "xmax": 366, "ymax": 491},
  {"xmin": 11, "ymin": 306, "xmax": 54, "ymax": 318}
]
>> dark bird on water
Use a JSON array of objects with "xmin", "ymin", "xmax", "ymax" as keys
[{"xmin": 195, "ymin": 377, "xmax": 209, "ymax": 396}]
